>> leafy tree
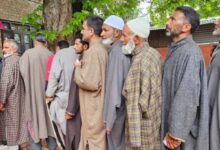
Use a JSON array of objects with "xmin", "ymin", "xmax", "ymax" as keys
[
  {"xmin": 149, "ymin": 0, "xmax": 220, "ymax": 26},
  {"xmin": 22, "ymin": 0, "xmax": 140, "ymax": 49}
]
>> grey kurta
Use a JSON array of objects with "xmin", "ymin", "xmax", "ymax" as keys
[
  {"xmin": 161, "ymin": 35, "xmax": 209, "ymax": 150},
  {"xmin": 46, "ymin": 46, "xmax": 78, "ymax": 135},
  {"xmin": 207, "ymin": 43, "xmax": 220, "ymax": 150},
  {"xmin": 0, "ymin": 55, "xmax": 29, "ymax": 146},
  {"xmin": 19, "ymin": 45, "xmax": 55, "ymax": 143},
  {"xmin": 103, "ymin": 40, "xmax": 131, "ymax": 150}
]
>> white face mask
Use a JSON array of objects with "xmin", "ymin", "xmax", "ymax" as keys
[
  {"xmin": 102, "ymin": 36, "xmax": 114, "ymax": 46},
  {"xmin": 122, "ymin": 39, "xmax": 135, "ymax": 55},
  {"xmin": 213, "ymin": 28, "xmax": 220, "ymax": 37},
  {"xmin": 3, "ymin": 52, "xmax": 13, "ymax": 58}
]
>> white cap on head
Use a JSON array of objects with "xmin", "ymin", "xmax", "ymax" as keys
[
  {"xmin": 104, "ymin": 15, "xmax": 124, "ymax": 30},
  {"xmin": 127, "ymin": 17, "xmax": 150, "ymax": 38}
]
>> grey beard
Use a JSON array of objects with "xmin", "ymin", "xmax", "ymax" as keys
[
  {"xmin": 122, "ymin": 40, "xmax": 135, "ymax": 55},
  {"xmin": 102, "ymin": 38, "xmax": 114, "ymax": 46},
  {"xmin": 165, "ymin": 29, "xmax": 181, "ymax": 37}
]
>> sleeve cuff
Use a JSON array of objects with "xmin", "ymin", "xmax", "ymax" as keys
[
  {"xmin": 168, "ymin": 133, "xmax": 185, "ymax": 142},
  {"xmin": 66, "ymin": 111, "xmax": 74, "ymax": 116}
]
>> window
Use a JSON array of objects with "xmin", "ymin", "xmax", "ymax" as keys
[
  {"xmin": 2, "ymin": 22, "xmax": 10, "ymax": 30},
  {"xmin": 0, "ymin": 20, "xmax": 34, "ymax": 54}
]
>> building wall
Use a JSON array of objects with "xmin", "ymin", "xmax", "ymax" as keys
[
  {"xmin": 149, "ymin": 24, "xmax": 218, "ymax": 48},
  {"xmin": 157, "ymin": 44, "xmax": 214, "ymax": 68},
  {"xmin": 149, "ymin": 23, "xmax": 218, "ymax": 67},
  {"xmin": 0, "ymin": 0, "xmax": 39, "ymax": 55},
  {"xmin": 0, "ymin": 0, "xmax": 39, "ymax": 22}
]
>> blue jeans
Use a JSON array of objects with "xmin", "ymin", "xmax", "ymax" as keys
[{"xmin": 31, "ymin": 136, "xmax": 57, "ymax": 150}]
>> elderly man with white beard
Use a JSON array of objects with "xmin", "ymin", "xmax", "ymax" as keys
[
  {"xmin": 101, "ymin": 15, "xmax": 131, "ymax": 150},
  {"xmin": 121, "ymin": 17, "xmax": 162, "ymax": 150}
]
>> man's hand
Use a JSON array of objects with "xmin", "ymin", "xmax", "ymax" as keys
[
  {"xmin": 65, "ymin": 112, "xmax": 74, "ymax": 120},
  {"xmin": 103, "ymin": 120, "xmax": 112, "ymax": 134},
  {"xmin": 106, "ymin": 128, "xmax": 112, "ymax": 135},
  {"xmin": 163, "ymin": 133, "xmax": 182, "ymax": 149},
  {"xmin": 46, "ymin": 96, "xmax": 54, "ymax": 104},
  {"xmin": 0, "ymin": 103, "xmax": 5, "ymax": 112},
  {"xmin": 0, "ymin": 107, "xmax": 5, "ymax": 112},
  {"xmin": 74, "ymin": 59, "xmax": 82, "ymax": 67},
  {"xmin": 103, "ymin": 121, "xmax": 106, "ymax": 127}
]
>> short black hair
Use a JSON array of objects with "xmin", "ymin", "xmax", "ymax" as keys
[
  {"xmin": 35, "ymin": 33, "xmax": 47, "ymax": 44},
  {"xmin": 86, "ymin": 16, "xmax": 103, "ymax": 36},
  {"xmin": 57, "ymin": 40, "xmax": 69, "ymax": 49},
  {"xmin": 75, "ymin": 33, "xmax": 89, "ymax": 47},
  {"xmin": 176, "ymin": 6, "xmax": 200, "ymax": 33}
]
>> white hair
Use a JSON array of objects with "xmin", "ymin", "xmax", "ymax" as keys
[{"xmin": 4, "ymin": 39, "xmax": 18, "ymax": 51}]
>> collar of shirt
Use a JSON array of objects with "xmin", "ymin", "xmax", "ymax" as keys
[
  {"xmin": 169, "ymin": 35, "xmax": 193, "ymax": 50},
  {"xmin": 210, "ymin": 42, "xmax": 220, "ymax": 62},
  {"xmin": 166, "ymin": 35, "xmax": 193, "ymax": 60},
  {"xmin": 132, "ymin": 42, "xmax": 150, "ymax": 56}
]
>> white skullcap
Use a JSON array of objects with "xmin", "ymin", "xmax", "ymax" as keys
[
  {"xmin": 104, "ymin": 15, "xmax": 124, "ymax": 30},
  {"xmin": 127, "ymin": 17, "xmax": 150, "ymax": 38}
]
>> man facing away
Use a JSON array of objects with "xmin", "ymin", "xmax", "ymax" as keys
[
  {"xmin": 208, "ymin": 18, "xmax": 220, "ymax": 150},
  {"xmin": 46, "ymin": 39, "xmax": 78, "ymax": 145},
  {"xmin": 74, "ymin": 16, "xmax": 108, "ymax": 150},
  {"xmin": 45, "ymin": 40, "xmax": 70, "ymax": 88},
  {"xmin": 0, "ymin": 39, "xmax": 29, "ymax": 150},
  {"xmin": 122, "ymin": 17, "xmax": 162, "ymax": 150},
  {"xmin": 19, "ymin": 33, "xmax": 56, "ymax": 150},
  {"xmin": 161, "ymin": 6, "xmax": 209, "ymax": 150},
  {"xmin": 101, "ymin": 15, "xmax": 131, "ymax": 150}
]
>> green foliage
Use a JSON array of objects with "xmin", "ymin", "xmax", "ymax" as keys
[
  {"xmin": 60, "ymin": 10, "xmax": 90, "ymax": 37},
  {"xmin": 21, "ymin": 4, "xmax": 43, "ymax": 31},
  {"xmin": 21, "ymin": 4, "xmax": 43, "ymax": 39},
  {"xmin": 22, "ymin": 0, "xmax": 141, "ymax": 42},
  {"xmin": 149, "ymin": 0, "xmax": 220, "ymax": 26},
  {"xmin": 60, "ymin": 0, "xmax": 140, "ymax": 37},
  {"xmin": 82, "ymin": 0, "xmax": 138, "ymax": 19}
]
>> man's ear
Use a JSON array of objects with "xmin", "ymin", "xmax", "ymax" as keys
[
  {"xmin": 182, "ymin": 23, "xmax": 192, "ymax": 33},
  {"xmin": 89, "ymin": 27, "xmax": 95, "ymax": 35},
  {"xmin": 114, "ymin": 29, "xmax": 121, "ymax": 38},
  {"xmin": 83, "ymin": 44, "xmax": 88, "ymax": 50},
  {"xmin": 12, "ymin": 47, "xmax": 17, "ymax": 53},
  {"xmin": 133, "ymin": 35, "xmax": 142, "ymax": 45}
]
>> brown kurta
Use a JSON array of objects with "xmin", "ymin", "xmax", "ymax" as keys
[
  {"xmin": 122, "ymin": 43, "xmax": 162, "ymax": 150},
  {"xmin": 0, "ymin": 55, "xmax": 29, "ymax": 146},
  {"xmin": 19, "ymin": 45, "xmax": 55, "ymax": 143},
  {"xmin": 74, "ymin": 41, "xmax": 108, "ymax": 150}
]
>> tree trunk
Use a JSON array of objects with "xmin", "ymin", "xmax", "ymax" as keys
[{"xmin": 43, "ymin": 0, "xmax": 72, "ymax": 51}]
